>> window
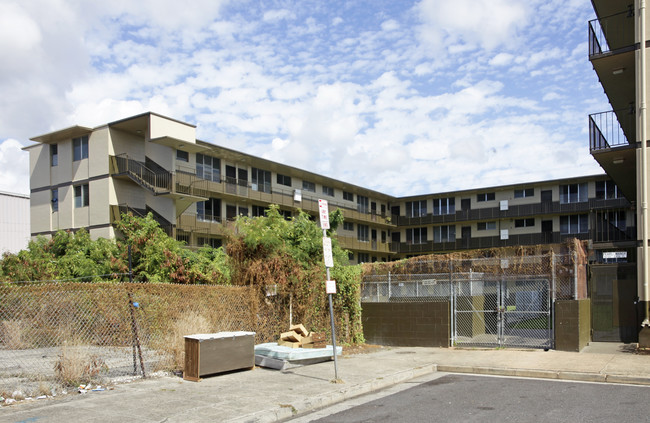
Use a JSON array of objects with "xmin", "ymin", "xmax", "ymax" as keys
[
  {"xmin": 406, "ymin": 200, "xmax": 427, "ymax": 217},
  {"xmin": 560, "ymin": 183, "xmax": 588, "ymax": 204},
  {"xmin": 198, "ymin": 237, "xmax": 222, "ymax": 249},
  {"xmin": 343, "ymin": 222, "xmax": 354, "ymax": 231},
  {"xmin": 560, "ymin": 214, "xmax": 589, "ymax": 234},
  {"xmin": 277, "ymin": 174, "xmax": 292, "ymax": 187},
  {"xmin": 197, "ymin": 198, "xmax": 221, "ymax": 222},
  {"xmin": 252, "ymin": 205, "xmax": 267, "ymax": 217},
  {"xmin": 226, "ymin": 204, "xmax": 237, "ymax": 220},
  {"xmin": 73, "ymin": 135, "xmax": 89, "ymax": 161},
  {"xmin": 176, "ymin": 149, "xmax": 189, "ymax": 162},
  {"xmin": 238, "ymin": 206, "xmax": 248, "ymax": 217},
  {"xmin": 74, "ymin": 184, "xmax": 89, "ymax": 208},
  {"xmin": 50, "ymin": 144, "xmax": 58, "ymax": 167},
  {"xmin": 357, "ymin": 195, "xmax": 369, "ymax": 213},
  {"xmin": 51, "ymin": 189, "xmax": 58, "ymax": 212},
  {"xmin": 343, "ymin": 191, "xmax": 354, "ymax": 201},
  {"xmin": 477, "ymin": 221, "xmax": 497, "ymax": 231},
  {"xmin": 251, "ymin": 167, "xmax": 271, "ymax": 193},
  {"xmin": 302, "ymin": 180, "xmax": 316, "ymax": 192},
  {"xmin": 357, "ymin": 224, "xmax": 369, "ymax": 242},
  {"xmin": 433, "ymin": 197, "xmax": 455, "ymax": 215},
  {"xmin": 406, "ymin": 227, "xmax": 427, "ymax": 244},
  {"xmin": 596, "ymin": 180, "xmax": 622, "ymax": 200},
  {"xmin": 358, "ymin": 253, "xmax": 369, "ymax": 263},
  {"xmin": 433, "ymin": 225, "xmax": 455, "ymax": 242},
  {"xmin": 477, "ymin": 192, "xmax": 495, "ymax": 202},
  {"xmin": 322, "ymin": 185, "xmax": 334, "ymax": 197},
  {"xmin": 515, "ymin": 218, "xmax": 535, "ymax": 228},
  {"xmin": 514, "ymin": 188, "xmax": 534, "ymax": 198},
  {"xmin": 279, "ymin": 209, "xmax": 292, "ymax": 219},
  {"xmin": 196, "ymin": 154, "xmax": 221, "ymax": 182},
  {"xmin": 381, "ymin": 231, "xmax": 387, "ymax": 243}
]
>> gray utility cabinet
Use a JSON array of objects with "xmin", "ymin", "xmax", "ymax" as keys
[{"xmin": 183, "ymin": 331, "xmax": 255, "ymax": 381}]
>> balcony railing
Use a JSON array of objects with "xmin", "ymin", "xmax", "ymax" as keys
[
  {"xmin": 589, "ymin": 10, "xmax": 635, "ymax": 58},
  {"xmin": 589, "ymin": 110, "xmax": 634, "ymax": 152},
  {"xmin": 112, "ymin": 154, "xmax": 172, "ymax": 194}
]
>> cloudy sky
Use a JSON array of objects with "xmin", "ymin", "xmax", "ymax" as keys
[{"xmin": 0, "ymin": 0, "xmax": 607, "ymax": 197}]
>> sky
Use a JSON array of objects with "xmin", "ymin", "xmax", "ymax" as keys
[{"xmin": 0, "ymin": 0, "xmax": 608, "ymax": 197}]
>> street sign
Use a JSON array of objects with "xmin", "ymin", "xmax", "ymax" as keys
[
  {"xmin": 318, "ymin": 199, "xmax": 330, "ymax": 229},
  {"xmin": 322, "ymin": 236, "xmax": 334, "ymax": 268},
  {"xmin": 326, "ymin": 280, "xmax": 337, "ymax": 294}
]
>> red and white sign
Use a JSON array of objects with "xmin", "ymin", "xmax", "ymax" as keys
[
  {"xmin": 325, "ymin": 280, "xmax": 337, "ymax": 294},
  {"xmin": 318, "ymin": 199, "xmax": 330, "ymax": 229}
]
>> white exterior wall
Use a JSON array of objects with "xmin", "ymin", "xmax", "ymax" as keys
[{"xmin": 0, "ymin": 192, "xmax": 30, "ymax": 254}]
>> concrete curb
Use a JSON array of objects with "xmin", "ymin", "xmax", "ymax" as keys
[
  {"xmin": 226, "ymin": 364, "xmax": 439, "ymax": 423},
  {"xmin": 437, "ymin": 365, "xmax": 650, "ymax": 386}
]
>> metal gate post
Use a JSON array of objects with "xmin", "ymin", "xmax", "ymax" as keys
[{"xmin": 450, "ymin": 260, "xmax": 455, "ymax": 346}]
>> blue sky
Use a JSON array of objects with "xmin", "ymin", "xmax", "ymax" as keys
[{"xmin": 0, "ymin": 0, "xmax": 607, "ymax": 196}]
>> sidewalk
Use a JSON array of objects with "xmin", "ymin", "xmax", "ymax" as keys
[{"xmin": 1, "ymin": 343, "xmax": 648, "ymax": 423}]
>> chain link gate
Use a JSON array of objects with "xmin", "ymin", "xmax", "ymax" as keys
[{"xmin": 452, "ymin": 276, "xmax": 552, "ymax": 349}]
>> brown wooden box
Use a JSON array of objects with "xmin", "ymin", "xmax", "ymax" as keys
[{"xmin": 183, "ymin": 332, "xmax": 255, "ymax": 382}]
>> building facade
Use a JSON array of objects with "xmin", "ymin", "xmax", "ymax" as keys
[
  {"xmin": 25, "ymin": 112, "xmax": 633, "ymax": 262},
  {"xmin": 588, "ymin": 0, "xmax": 649, "ymax": 342},
  {"xmin": 25, "ymin": 111, "xmax": 638, "ymax": 341}
]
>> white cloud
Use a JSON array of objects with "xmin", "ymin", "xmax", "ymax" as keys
[
  {"xmin": 489, "ymin": 53, "xmax": 514, "ymax": 67},
  {"xmin": 263, "ymin": 9, "xmax": 294, "ymax": 22},
  {"xmin": 416, "ymin": 0, "xmax": 529, "ymax": 52}
]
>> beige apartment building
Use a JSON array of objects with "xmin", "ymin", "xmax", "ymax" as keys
[
  {"xmin": 25, "ymin": 111, "xmax": 633, "ymax": 265},
  {"xmin": 25, "ymin": 110, "xmax": 637, "ymax": 342}
]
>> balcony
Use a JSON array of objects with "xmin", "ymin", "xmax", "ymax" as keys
[
  {"xmin": 392, "ymin": 197, "xmax": 630, "ymax": 228},
  {"xmin": 392, "ymin": 232, "xmax": 593, "ymax": 254},
  {"xmin": 589, "ymin": 109, "xmax": 635, "ymax": 151},
  {"xmin": 589, "ymin": 10, "xmax": 635, "ymax": 58},
  {"xmin": 335, "ymin": 235, "xmax": 393, "ymax": 254},
  {"xmin": 588, "ymin": 111, "xmax": 637, "ymax": 202},
  {"xmin": 588, "ymin": 10, "xmax": 635, "ymax": 119}
]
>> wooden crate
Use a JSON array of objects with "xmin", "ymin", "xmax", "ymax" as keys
[{"xmin": 183, "ymin": 332, "xmax": 255, "ymax": 382}]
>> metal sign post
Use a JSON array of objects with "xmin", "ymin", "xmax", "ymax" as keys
[{"xmin": 319, "ymin": 199, "xmax": 339, "ymax": 380}]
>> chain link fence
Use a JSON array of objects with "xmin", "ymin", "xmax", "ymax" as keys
[
  {"xmin": 0, "ymin": 282, "xmax": 287, "ymax": 395},
  {"xmin": 362, "ymin": 253, "xmax": 581, "ymax": 303},
  {"xmin": 361, "ymin": 251, "xmax": 585, "ymax": 349}
]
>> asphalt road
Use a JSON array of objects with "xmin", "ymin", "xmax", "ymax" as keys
[{"xmin": 288, "ymin": 373, "xmax": 650, "ymax": 423}]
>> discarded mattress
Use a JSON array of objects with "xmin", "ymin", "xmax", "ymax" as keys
[{"xmin": 254, "ymin": 342, "xmax": 342, "ymax": 370}]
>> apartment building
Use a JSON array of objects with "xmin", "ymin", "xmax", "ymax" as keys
[
  {"xmin": 588, "ymin": 0, "xmax": 649, "ymax": 344},
  {"xmin": 25, "ymin": 111, "xmax": 633, "ymax": 262},
  {"xmin": 25, "ymin": 111, "xmax": 637, "ymax": 341}
]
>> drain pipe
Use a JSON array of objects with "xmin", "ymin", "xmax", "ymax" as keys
[{"xmin": 641, "ymin": 0, "xmax": 650, "ymax": 327}]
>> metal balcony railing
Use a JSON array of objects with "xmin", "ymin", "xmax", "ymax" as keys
[
  {"xmin": 112, "ymin": 154, "xmax": 172, "ymax": 194},
  {"xmin": 589, "ymin": 10, "xmax": 635, "ymax": 58},
  {"xmin": 589, "ymin": 110, "xmax": 634, "ymax": 151}
]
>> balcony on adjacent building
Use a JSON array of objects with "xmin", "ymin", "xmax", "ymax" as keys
[
  {"xmin": 589, "ymin": 10, "xmax": 635, "ymax": 58},
  {"xmin": 588, "ymin": 110, "xmax": 637, "ymax": 202}
]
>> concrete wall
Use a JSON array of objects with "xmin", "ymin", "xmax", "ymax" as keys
[
  {"xmin": 361, "ymin": 301, "xmax": 450, "ymax": 347},
  {"xmin": 555, "ymin": 299, "xmax": 591, "ymax": 352}
]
